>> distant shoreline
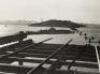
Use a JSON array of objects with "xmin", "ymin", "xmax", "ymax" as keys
[{"xmin": 26, "ymin": 29, "xmax": 73, "ymax": 35}]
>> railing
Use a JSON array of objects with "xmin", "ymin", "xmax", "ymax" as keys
[{"xmin": 94, "ymin": 45, "xmax": 100, "ymax": 72}]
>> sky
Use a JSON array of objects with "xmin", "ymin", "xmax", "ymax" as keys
[{"xmin": 0, "ymin": 0, "xmax": 100, "ymax": 24}]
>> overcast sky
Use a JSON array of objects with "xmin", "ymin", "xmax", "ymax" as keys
[{"xmin": 0, "ymin": 0, "xmax": 100, "ymax": 24}]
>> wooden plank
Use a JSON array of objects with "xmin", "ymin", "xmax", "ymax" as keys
[
  {"xmin": 0, "ymin": 39, "xmax": 33, "ymax": 51},
  {"xmin": 0, "ymin": 63, "xmax": 98, "ymax": 74},
  {"xmin": 0, "ymin": 64, "xmax": 31, "ymax": 74},
  {"xmin": 0, "ymin": 38, "xmax": 53, "ymax": 60},
  {"xmin": 17, "ymin": 49, "xmax": 96, "ymax": 62},
  {"xmin": 0, "ymin": 44, "xmax": 97, "ymax": 62},
  {"xmin": 19, "ymin": 52, "xmax": 95, "ymax": 60},
  {"xmin": 0, "ymin": 39, "xmax": 33, "ymax": 56},
  {"xmin": 20, "ymin": 44, "xmax": 97, "ymax": 58},
  {"xmin": 0, "ymin": 43, "xmax": 96, "ymax": 62},
  {"xmin": 0, "ymin": 58, "xmax": 14, "ymax": 63},
  {"xmin": 7, "ymin": 57, "xmax": 98, "ymax": 68}
]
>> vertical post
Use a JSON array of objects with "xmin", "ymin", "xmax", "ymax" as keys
[
  {"xmin": 18, "ymin": 60, "xmax": 23, "ymax": 65},
  {"xmin": 94, "ymin": 45, "xmax": 100, "ymax": 72}
]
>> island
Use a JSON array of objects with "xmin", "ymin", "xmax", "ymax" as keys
[{"xmin": 29, "ymin": 19, "xmax": 85, "ymax": 28}]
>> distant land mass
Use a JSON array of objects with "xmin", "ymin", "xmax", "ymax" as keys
[
  {"xmin": 83, "ymin": 24, "xmax": 100, "ymax": 29},
  {"xmin": 0, "ymin": 20, "xmax": 35, "ymax": 25},
  {"xmin": 30, "ymin": 20, "xmax": 85, "ymax": 28}
]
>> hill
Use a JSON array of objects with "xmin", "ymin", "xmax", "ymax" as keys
[{"xmin": 30, "ymin": 20, "xmax": 85, "ymax": 28}]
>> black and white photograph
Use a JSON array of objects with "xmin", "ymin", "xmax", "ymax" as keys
[{"xmin": 0, "ymin": 0, "xmax": 99, "ymax": 74}]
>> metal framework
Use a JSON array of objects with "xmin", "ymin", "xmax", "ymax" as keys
[{"xmin": 0, "ymin": 38, "xmax": 99, "ymax": 74}]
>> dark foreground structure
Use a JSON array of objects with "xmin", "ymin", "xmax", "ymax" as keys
[
  {"xmin": 0, "ymin": 31, "xmax": 27, "ymax": 45},
  {"xmin": 0, "ymin": 34, "xmax": 99, "ymax": 74}
]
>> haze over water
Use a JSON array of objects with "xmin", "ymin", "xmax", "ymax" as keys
[{"xmin": 0, "ymin": 24, "xmax": 100, "ymax": 45}]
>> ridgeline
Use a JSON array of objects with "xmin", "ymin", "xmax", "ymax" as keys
[{"xmin": 30, "ymin": 20, "xmax": 85, "ymax": 28}]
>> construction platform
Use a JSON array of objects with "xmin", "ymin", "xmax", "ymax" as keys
[
  {"xmin": 0, "ymin": 32, "xmax": 99, "ymax": 74},
  {"xmin": 0, "ymin": 39, "xmax": 99, "ymax": 74}
]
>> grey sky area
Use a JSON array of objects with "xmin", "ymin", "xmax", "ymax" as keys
[{"xmin": 0, "ymin": 0, "xmax": 100, "ymax": 24}]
